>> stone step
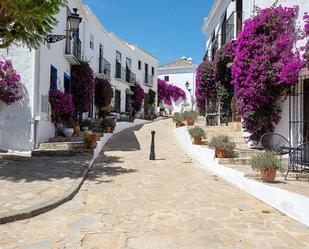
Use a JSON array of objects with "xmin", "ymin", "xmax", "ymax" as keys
[
  {"xmin": 39, "ymin": 142, "xmax": 85, "ymax": 150},
  {"xmin": 234, "ymin": 149, "xmax": 264, "ymax": 158},
  {"xmin": 31, "ymin": 148, "xmax": 94, "ymax": 157},
  {"xmin": 49, "ymin": 133, "xmax": 103, "ymax": 142},
  {"xmin": 218, "ymin": 157, "xmax": 251, "ymax": 165}
]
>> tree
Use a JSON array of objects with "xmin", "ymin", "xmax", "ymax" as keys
[{"xmin": 0, "ymin": 0, "xmax": 67, "ymax": 49}]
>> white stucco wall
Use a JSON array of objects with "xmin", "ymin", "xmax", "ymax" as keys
[
  {"xmin": 158, "ymin": 65, "xmax": 196, "ymax": 113},
  {"xmin": 0, "ymin": 48, "xmax": 35, "ymax": 151}
]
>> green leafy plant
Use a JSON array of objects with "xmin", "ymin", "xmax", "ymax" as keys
[
  {"xmin": 182, "ymin": 110, "xmax": 198, "ymax": 120},
  {"xmin": 81, "ymin": 119, "xmax": 92, "ymax": 128},
  {"xmin": 172, "ymin": 113, "xmax": 183, "ymax": 123},
  {"xmin": 101, "ymin": 118, "xmax": 115, "ymax": 130},
  {"xmin": 251, "ymin": 151, "xmax": 284, "ymax": 172},
  {"xmin": 83, "ymin": 130, "xmax": 93, "ymax": 145},
  {"xmin": 189, "ymin": 126, "xmax": 206, "ymax": 138},
  {"xmin": 0, "ymin": 0, "xmax": 67, "ymax": 48},
  {"xmin": 208, "ymin": 135, "xmax": 236, "ymax": 151}
]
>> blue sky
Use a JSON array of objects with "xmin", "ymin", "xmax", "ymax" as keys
[{"xmin": 83, "ymin": 0, "xmax": 213, "ymax": 65}]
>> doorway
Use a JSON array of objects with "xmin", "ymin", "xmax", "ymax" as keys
[
  {"xmin": 303, "ymin": 79, "xmax": 309, "ymax": 142},
  {"xmin": 114, "ymin": 90, "xmax": 121, "ymax": 113}
]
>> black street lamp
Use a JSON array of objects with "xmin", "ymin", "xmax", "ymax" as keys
[{"xmin": 45, "ymin": 8, "xmax": 82, "ymax": 43}]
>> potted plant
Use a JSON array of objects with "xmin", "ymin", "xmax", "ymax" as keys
[
  {"xmin": 73, "ymin": 121, "xmax": 81, "ymax": 135},
  {"xmin": 251, "ymin": 151, "xmax": 284, "ymax": 183},
  {"xmin": 63, "ymin": 119, "xmax": 75, "ymax": 138},
  {"xmin": 182, "ymin": 110, "xmax": 198, "ymax": 126},
  {"xmin": 81, "ymin": 119, "xmax": 92, "ymax": 131},
  {"xmin": 209, "ymin": 135, "xmax": 236, "ymax": 158},
  {"xmin": 101, "ymin": 118, "xmax": 116, "ymax": 133},
  {"xmin": 172, "ymin": 113, "xmax": 184, "ymax": 128},
  {"xmin": 83, "ymin": 130, "xmax": 98, "ymax": 149},
  {"xmin": 188, "ymin": 126, "xmax": 206, "ymax": 145}
]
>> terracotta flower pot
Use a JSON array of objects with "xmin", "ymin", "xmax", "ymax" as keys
[
  {"xmin": 176, "ymin": 121, "xmax": 183, "ymax": 128},
  {"xmin": 87, "ymin": 141, "xmax": 97, "ymax": 149},
  {"xmin": 73, "ymin": 125, "xmax": 81, "ymax": 135},
  {"xmin": 186, "ymin": 118, "xmax": 195, "ymax": 126},
  {"xmin": 261, "ymin": 169, "xmax": 277, "ymax": 183},
  {"xmin": 105, "ymin": 127, "xmax": 112, "ymax": 133},
  {"xmin": 193, "ymin": 137, "xmax": 202, "ymax": 145},
  {"xmin": 215, "ymin": 148, "xmax": 227, "ymax": 158}
]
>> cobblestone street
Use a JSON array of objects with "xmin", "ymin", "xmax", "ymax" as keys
[{"xmin": 0, "ymin": 119, "xmax": 309, "ymax": 249}]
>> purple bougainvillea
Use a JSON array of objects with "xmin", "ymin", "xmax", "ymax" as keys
[
  {"xmin": 195, "ymin": 59, "xmax": 216, "ymax": 113},
  {"xmin": 130, "ymin": 84, "xmax": 145, "ymax": 112},
  {"xmin": 0, "ymin": 60, "xmax": 22, "ymax": 105},
  {"xmin": 232, "ymin": 5, "xmax": 304, "ymax": 141},
  {"xmin": 49, "ymin": 89, "xmax": 75, "ymax": 128},
  {"xmin": 71, "ymin": 62, "xmax": 95, "ymax": 119},
  {"xmin": 157, "ymin": 78, "xmax": 186, "ymax": 106}
]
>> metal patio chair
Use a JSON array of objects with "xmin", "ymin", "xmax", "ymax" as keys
[{"xmin": 288, "ymin": 142, "xmax": 309, "ymax": 180}]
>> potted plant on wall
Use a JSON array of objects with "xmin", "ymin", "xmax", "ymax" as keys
[
  {"xmin": 251, "ymin": 151, "xmax": 284, "ymax": 183},
  {"xmin": 182, "ymin": 110, "xmax": 198, "ymax": 126},
  {"xmin": 101, "ymin": 118, "xmax": 115, "ymax": 133},
  {"xmin": 209, "ymin": 135, "xmax": 236, "ymax": 158},
  {"xmin": 172, "ymin": 113, "xmax": 184, "ymax": 128},
  {"xmin": 189, "ymin": 126, "xmax": 206, "ymax": 145},
  {"xmin": 83, "ymin": 130, "xmax": 98, "ymax": 149},
  {"xmin": 73, "ymin": 121, "xmax": 81, "ymax": 135},
  {"xmin": 81, "ymin": 119, "xmax": 92, "ymax": 131}
]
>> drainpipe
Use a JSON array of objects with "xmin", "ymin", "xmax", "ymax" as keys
[{"xmin": 33, "ymin": 47, "xmax": 41, "ymax": 149}]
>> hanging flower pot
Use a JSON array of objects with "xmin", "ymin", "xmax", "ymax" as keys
[{"xmin": 215, "ymin": 148, "xmax": 227, "ymax": 158}]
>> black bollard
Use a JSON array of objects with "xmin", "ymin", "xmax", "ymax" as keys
[{"xmin": 149, "ymin": 130, "xmax": 156, "ymax": 160}]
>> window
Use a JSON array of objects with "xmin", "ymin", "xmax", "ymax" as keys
[
  {"xmin": 126, "ymin": 57, "xmax": 132, "ymax": 83},
  {"xmin": 90, "ymin": 33, "xmax": 94, "ymax": 50},
  {"xmin": 151, "ymin": 67, "xmax": 154, "ymax": 76},
  {"xmin": 50, "ymin": 65, "xmax": 57, "ymax": 90},
  {"xmin": 138, "ymin": 60, "xmax": 142, "ymax": 70},
  {"xmin": 145, "ymin": 63, "xmax": 149, "ymax": 83},
  {"xmin": 164, "ymin": 76, "xmax": 169, "ymax": 82},
  {"xmin": 99, "ymin": 44, "xmax": 103, "ymax": 73},
  {"xmin": 115, "ymin": 51, "xmax": 122, "ymax": 78},
  {"xmin": 64, "ymin": 73, "xmax": 71, "ymax": 94}
]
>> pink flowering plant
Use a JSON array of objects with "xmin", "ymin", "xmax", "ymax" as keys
[
  {"xmin": 232, "ymin": 5, "xmax": 304, "ymax": 141},
  {"xmin": 71, "ymin": 62, "xmax": 95, "ymax": 119},
  {"xmin": 158, "ymin": 78, "xmax": 186, "ymax": 106},
  {"xmin": 49, "ymin": 89, "xmax": 75, "ymax": 129},
  {"xmin": 304, "ymin": 12, "xmax": 309, "ymax": 68},
  {"xmin": 195, "ymin": 59, "xmax": 216, "ymax": 113},
  {"xmin": 130, "ymin": 84, "xmax": 145, "ymax": 112},
  {"xmin": 0, "ymin": 60, "xmax": 22, "ymax": 105}
]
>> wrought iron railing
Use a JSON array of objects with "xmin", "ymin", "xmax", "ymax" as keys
[
  {"xmin": 65, "ymin": 38, "xmax": 81, "ymax": 60},
  {"xmin": 99, "ymin": 58, "xmax": 111, "ymax": 78},
  {"xmin": 144, "ymin": 74, "xmax": 154, "ymax": 86}
]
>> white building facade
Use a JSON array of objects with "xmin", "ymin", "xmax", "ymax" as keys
[
  {"xmin": 158, "ymin": 57, "xmax": 197, "ymax": 113},
  {"xmin": 0, "ymin": 0, "xmax": 158, "ymax": 152},
  {"xmin": 203, "ymin": 0, "xmax": 309, "ymax": 145}
]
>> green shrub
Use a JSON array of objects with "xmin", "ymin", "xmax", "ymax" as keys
[
  {"xmin": 208, "ymin": 135, "xmax": 236, "ymax": 152},
  {"xmin": 188, "ymin": 126, "xmax": 206, "ymax": 138},
  {"xmin": 182, "ymin": 110, "xmax": 198, "ymax": 120},
  {"xmin": 251, "ymin": 151, "xmax": 284, "ymax": 172},
  {"xmin": 172, "ymin": 113, "xmax": 183, "ymax": 122},
  {"xmin": 101, "ymin": 118, "xmax": 116, "ymax": 130},
  {"xmin": 81, "ymin": 119, "xmax": 92, "ymax": 128}
]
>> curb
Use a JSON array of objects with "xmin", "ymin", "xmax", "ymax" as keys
[
  {"xmin": 173, "ymin": 126, "xmax": 309, "ymax": 227},
  {"xmin": 0, "ymin": 119, "xmax": 154, "ymax": 225}
]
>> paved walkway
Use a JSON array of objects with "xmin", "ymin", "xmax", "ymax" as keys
[
  {"xmin": 1, "ymin": 119, "xmax": 309, "ymax": 249},
  {"xmin": 0, "ymin": 155, "xmax": 89, "ymax": 220}
]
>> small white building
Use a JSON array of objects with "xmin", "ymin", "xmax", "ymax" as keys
[
  {"xmin": 158, "ymin": 57, "xmax": 197, "ymax": 113},
  {"xmin": 202, "ymin": 0, "xmax": 309, "ymax": 146},
  {"xmin": 0, "ymin": 0, "xmax": 158, "ymax": 152}
]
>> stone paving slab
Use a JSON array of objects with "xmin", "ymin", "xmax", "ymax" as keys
[
  {"xmin": 0, "ymin": 119, "xmax": 309, "ymax": 248},
  {"xmin": 0, "ymin": 154, "xmax": 89, "ymax": 223}
]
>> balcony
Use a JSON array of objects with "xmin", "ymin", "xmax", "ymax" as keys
[
  {"xmin": 115, "ymin": 64, "xmax": 136, "ymax": 84},
  {"xmin": 222, "ymin": 11, "xmax": 243, "ymax": 46},
  {"xmin": 65, "ymin": 38, "xmax": 81, "ymax": 65},
  {"xmin": 98, "ymin": 58, "xmax": 111, "ymax": 78},
  {"xmin": 144, "ymin": 74, "xmax": 154, "ymax": 86}
]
